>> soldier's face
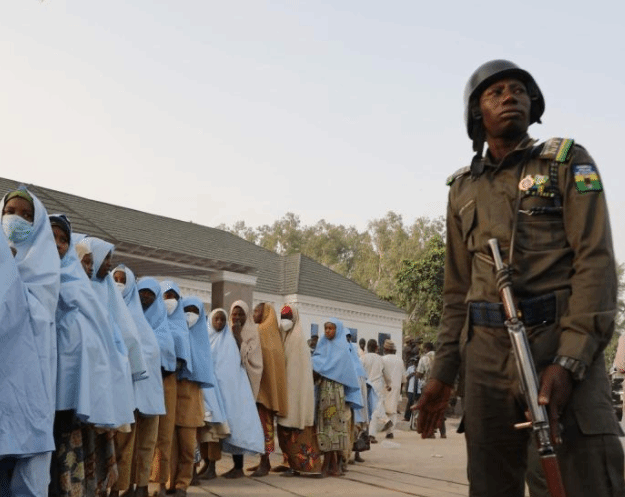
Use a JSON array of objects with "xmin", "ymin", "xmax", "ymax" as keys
[{"xmin": 479, "ymin": 77, "xmax": 530, "ymax": 140}]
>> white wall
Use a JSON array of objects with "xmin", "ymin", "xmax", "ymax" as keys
[
  {"xmin": 155, "ymin": 278, "xmax": 406, "ymax": 355},
  {"xmin": 254, "ymin": 292, "xmax": 405, "ymax": 355}
]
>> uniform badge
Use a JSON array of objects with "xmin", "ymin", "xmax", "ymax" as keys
[
  {"xmin": 572, "ymin": 164, "xmax": 603, "ymax": 193},
  {"xmin": 519, "ymin": 175, "xmax": 535, "ymax": 191}
]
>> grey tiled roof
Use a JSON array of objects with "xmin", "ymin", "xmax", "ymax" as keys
[{"xmin": 1, "ymin": 177, "xmax": 404, "ymax": 313}]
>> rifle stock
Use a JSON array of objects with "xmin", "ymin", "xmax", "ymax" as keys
[{"xmin": 488, "ymin": 238, "xmax": 566, "ymax": 497}]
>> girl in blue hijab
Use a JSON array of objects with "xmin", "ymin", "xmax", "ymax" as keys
[
  {"xmin": 167, "ymin": 296, "xmax": 215, "ymax": 494},
  {"xmin": 111, "ymin": 269, "xmax": 166, "ymax": 497},
  {"xmin": 0, "ymin": 187, "xmax": 59, "ymax": 496},
  {"xmin": 53, "ymin": 217, "xmax": 117, "ymax": 425},
  {"xmin": 311, "ymin": 318, "xmax": 363, "ymax": 478},
  {"xmin": 50, "ymin": 215, "xmax": 120, "ymax": 497},
  {"xmin": 160, "ymin": 280, "xmax": 192, "ymax": 372},
  {"xmin": 88, "ymin": 237, "xmax": 147, "ymax": 386},
  {"xmin": 200, "ymin": 308, "xmax": 264, "ymax": 480}
]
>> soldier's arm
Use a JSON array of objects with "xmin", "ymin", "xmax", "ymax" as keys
[
  {"xmin": 431, "ymin": 189, "xmax": 472, "ymax": 386},
  {"xmin": 557, "ymin": 146, "xmax": 617, "ymax": 368}
]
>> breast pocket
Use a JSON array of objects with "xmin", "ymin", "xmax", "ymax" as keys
[{"xmin": 516, "ymin": 196, "xmax": 567, "ymax": 251}]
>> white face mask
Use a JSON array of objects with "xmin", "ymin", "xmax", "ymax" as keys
[
  {"xmin": 186, "ymin": 312, "xmax": 199, "ymax": 328},
  {"xmin": 115, "ymin": 282, "xmax": 126, "ymax": 292},
  {"xmin": 2, "ymin": 214, "xmax": 33, "ymax": 244},
  {"xmin": 280, "ymin": 318, "xmax": 294, "ymax": 333},
  {"xmin": 164, "ymin": 298, "xmax": 178, "ymax": 316}
]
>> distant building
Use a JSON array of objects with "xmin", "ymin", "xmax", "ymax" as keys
[{"xmin": 1, "ymin": 177, "xmax": 405, "ymax": 352}]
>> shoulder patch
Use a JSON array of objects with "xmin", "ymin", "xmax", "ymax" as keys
[
  {"xmin": 572, "ymin": 164, "xmax": 603, "ymax": 193},
  {"xmin": 446, "ymin": 166, "xmax": 470, "ymax": 186},
  {"xmin": 539, "ymin": 138, "xmax": 575, "ymax": 163}
]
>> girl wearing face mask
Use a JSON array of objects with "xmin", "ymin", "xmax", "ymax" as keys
[
  {"xmin": 110, "ymin": 268, "xmax": 165, "ymax": 497},
  {"xmin": 160, "ymin": 281, "xmax": 192, "ymax": 373},
  {"xmin": 0, "ymin": 187, "xmax": 60, "ymax": 496},
  {"xmin": 275, "ymin": 305, "xmax": 322, "ymax": 476},
  {"xmin": 165, "ymin": 297, "xmax": 216, "ymax": 497},
  {"xmin": 151, "ymin": 281, "xmax": 193, "ymax": 493}
]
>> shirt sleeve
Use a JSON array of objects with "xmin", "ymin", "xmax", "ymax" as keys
[
  {"xmin": 431, "ymin": 190, "xmax": 472, "ymax": 385},
  {"xmin": 557, "ymin": 147, "xmax": 617, "ymax": 366}
]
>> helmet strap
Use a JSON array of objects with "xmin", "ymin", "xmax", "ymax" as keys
[{"xmin": 470, "ymin": 119, "xmax": 485, "ymax": 178}]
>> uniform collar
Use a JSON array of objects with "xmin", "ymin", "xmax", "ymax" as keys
[{"xmin": 483, "ymin": 134, "xmax": 538, "ymax": 170}]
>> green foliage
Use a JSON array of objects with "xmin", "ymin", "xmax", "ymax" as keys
[
  {"xmin": 395, "ymin": 235, "xmax": 446, "ymax": 330},
  {"xmin": 218, "ymin": 211, "xmax": 445, "ymax": 315},
  {"xmin": 605, "ymin": 263, "xmax": 625, "ymax": 369}
]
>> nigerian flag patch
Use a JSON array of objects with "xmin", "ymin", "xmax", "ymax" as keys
[{"xmin": 573, "ymin": 164, "xmax": 603, "ymax": 193}]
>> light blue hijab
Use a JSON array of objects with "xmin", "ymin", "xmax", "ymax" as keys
[
  {"xmin": 115, "ymin": 267, "xmax": 166, "ymax": 417},
  {"xmin": 54, "ymin": 217, "xmax": 118, "ymax": 426},
  {"xmin": 201, "ymin": 309, "xmax": 227, "ymax": 425},
  {"xmin": 74, "ymin": 235, "xmax": 135, "ymax": 427},
  {"xmin": 0, "ymin": 228, "xmax": 55, "ymax": 456},
  {"xmin": 347, "ymin": 341, "xmax": 369, "ymax": 423},
  {"xmin": 136, "ymin": 277, "xmax": 176, "ymax": 372},
  {"xmin": 208, "ymin": 309, "xmax": 264, "ymax": 455},
  {"xmin": 312, "ymin": 318, "xmax": 363, "ymax": 409},
  {"xmin": 160, "ymin": 280, "xmax": 192, "ymax": 372},
  {"xmin": 88, "ymin": 237, "xmax": 147, "ymax": 386},
  {"xmin": 1, "ymin": 187, "xmax": 60, "ymax": 418},
  {"xmin": 178, "ymin": 296, "xmax": 215, "ymax": 388}
]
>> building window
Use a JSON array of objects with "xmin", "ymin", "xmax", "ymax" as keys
[{"xmin": 311, "ymin": 323, "xmax": 319, "ymax": 337}]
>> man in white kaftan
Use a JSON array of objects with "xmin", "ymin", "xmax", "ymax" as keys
[
  {"xmin": 381, "ymin": 340, "xmax": 406, "ymax": 439},
  {"xmin": 362, "ymin": 339, "xmax": 389, "ymax": 440}
]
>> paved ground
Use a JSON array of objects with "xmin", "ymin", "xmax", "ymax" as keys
[
  {"xmin": 159, "ymin": 419, "xmax": 474, "ymax": 497},
  {"xmin": 148, "ymin": 415, "xmax": 625, "ymax": 496},
  {"xmin": 147, "ymin": 414, "xmax": 625, "ymax": 496}
]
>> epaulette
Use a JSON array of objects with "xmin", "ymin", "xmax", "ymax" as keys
[
  {"xmin": 539, "ymin": 138, "xmax": 575, "ymax": 163},
  {"xmin": 446, "ymin": 166, "xmax": 471, "ymax": 186}
]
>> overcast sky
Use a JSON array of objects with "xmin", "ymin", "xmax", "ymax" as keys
[{"xmin": 2, "ymin": 1, "xmax": 623, "ymax": 264}]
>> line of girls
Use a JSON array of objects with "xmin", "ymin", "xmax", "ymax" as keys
[{"xmin": 0, "ymin": 186, "xmax": 377, "ymax": 497}]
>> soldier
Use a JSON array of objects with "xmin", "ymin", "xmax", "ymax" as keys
[{"xmin": 416, "ymin": 60, "xmax": 625, "ymax": 497}]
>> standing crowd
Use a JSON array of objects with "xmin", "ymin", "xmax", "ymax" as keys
[{"xmin": 0, "ymin": 185, "xmax": 414, "ymax": 497}]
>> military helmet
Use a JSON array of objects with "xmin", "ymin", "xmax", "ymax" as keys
[{"xmin": 464, "ymin": 59, "xmax": 545, "ymax": 139}]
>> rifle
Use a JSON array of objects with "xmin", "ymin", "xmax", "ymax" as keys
[{"xmin": 488, "ymin": 238, "xmax": 566, "ymax": 497}]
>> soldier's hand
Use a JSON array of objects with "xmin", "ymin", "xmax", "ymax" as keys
[
  {"xmin": 538, "ymin": 364, "xmax": 573, "ymax": 445},
  {"xmin": 415, "ymin": 379, "xmax": 452, "ymax": 439}
]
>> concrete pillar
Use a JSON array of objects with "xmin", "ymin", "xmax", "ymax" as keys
[{"xmin": 210, "ymin": 271, "xmax": 257, "ymax": 314}]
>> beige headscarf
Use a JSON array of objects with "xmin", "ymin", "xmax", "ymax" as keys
[
  {"xmin": 277, "ymin": 305, "xmax": 315, "ymax": 429},
  {"xmin": 255, "ymin": 303, "xmax": 288, "ymax": 417},
  {"xmin": 229, "ymin": 300, "xmax": 263, "ymax": 400},
  {"xmin": 75, "ymin": 238, "xmax": 91, "ymax": 261}
]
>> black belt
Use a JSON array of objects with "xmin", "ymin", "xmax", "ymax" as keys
[{"xmin": 469, "ymin": 293, "xmax": 556, "ymax": 328}]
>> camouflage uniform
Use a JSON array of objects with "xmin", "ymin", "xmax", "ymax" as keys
[{"xmin": 432, "ymin": 135, "xmax": 625, "ymax": 497}]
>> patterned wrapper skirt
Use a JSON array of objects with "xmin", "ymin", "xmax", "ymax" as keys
[
  {"xmin": 277, "ymin": 425, "xmax": 322, "ymax": 473},
  {"xmin": 316, "ymin": 378, "xmax": 350, "ymax": 452}
]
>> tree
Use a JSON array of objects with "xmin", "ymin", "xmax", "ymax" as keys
[
  {"xmin": 394, "ymin": 235, "xmax": 445, "ymax": 342},
  {"xmin": 217, "ymin": 211, "xmax": 445, "ymax": 313},
  {"xmin": 604, "ymin": 262, "xmax": 625, "ymax": 369}
]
